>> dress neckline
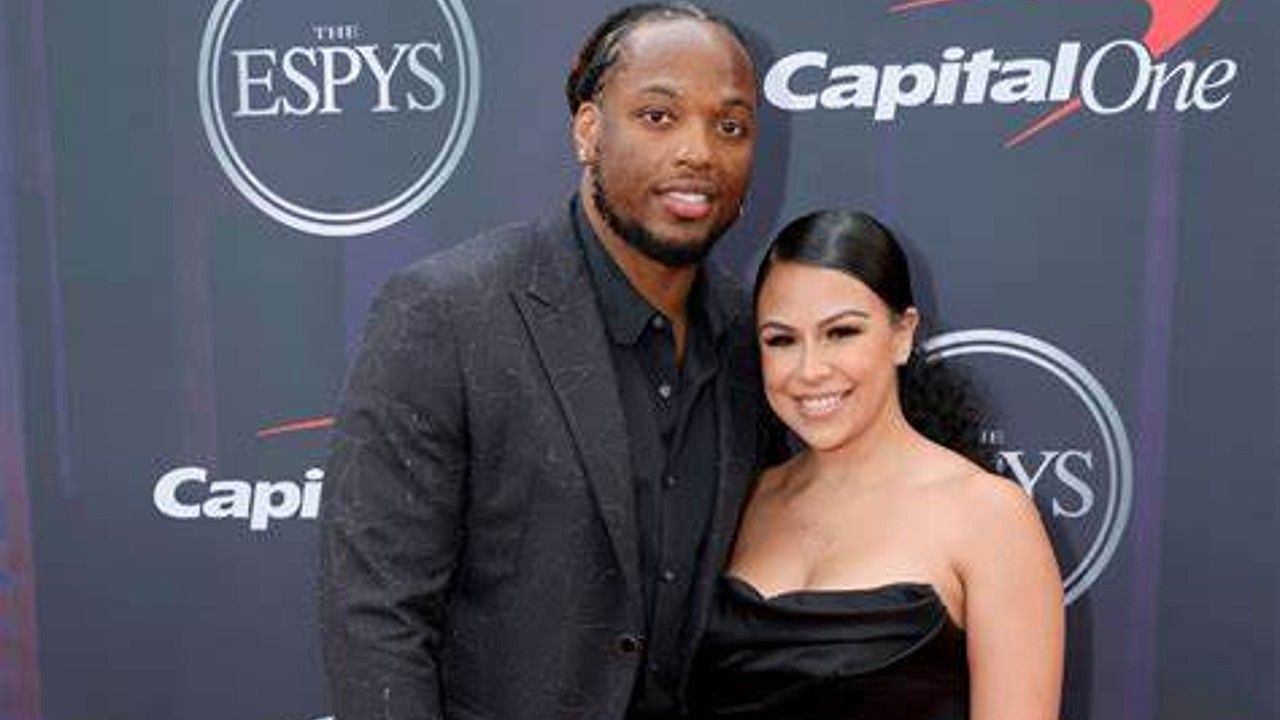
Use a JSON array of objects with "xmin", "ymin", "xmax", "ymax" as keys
[
  {"xmin": 721, "ymin": 573, "xmax": 965, "ymax": 629},
  {"xmin": 723, "ymin": 573, "xmax": 939, "ymax": 603}
]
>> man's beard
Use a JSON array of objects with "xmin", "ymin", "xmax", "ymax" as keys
[{"xmin": 591, "ymin": 166, "xmax": 731, "ymax": 268}]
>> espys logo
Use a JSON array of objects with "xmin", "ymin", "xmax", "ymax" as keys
[
  {"xmin": 922, "ymin": 329, "xmax": 1133, "ymax": 604},
  {"xmin": 764, "ymin": 0, "xmax": 1232, "ymax": 146},
  {"xmin": 198, "ymin": 0, "xmax": 480, "ymax": 236}
]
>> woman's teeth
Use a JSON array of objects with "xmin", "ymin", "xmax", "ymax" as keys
[{"xmin": 798, "ymin": 391, "xmax": 846, "ymax": 417}]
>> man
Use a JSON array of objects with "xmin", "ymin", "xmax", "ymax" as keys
[{"xmin": 320, "ymin": 4, "xmax": 776, "ymax": 718}]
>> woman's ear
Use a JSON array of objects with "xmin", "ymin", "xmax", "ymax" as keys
[{"xmin": 894, "ymin": 307, "xmax": 920, "ymax": 366}]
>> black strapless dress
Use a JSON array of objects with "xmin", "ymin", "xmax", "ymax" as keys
[{"xmin": 690, "ymin": 575, "xmax": 969, "ymax": 720}]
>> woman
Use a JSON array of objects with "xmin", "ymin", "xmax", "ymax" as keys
[{"xmin": 692, "ymin": 210, "xmax": 1063, "ymax": 719}]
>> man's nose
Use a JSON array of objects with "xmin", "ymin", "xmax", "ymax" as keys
[{"xmin": 674, "ymin": 123, "xmax": 713, "ymax": 168}]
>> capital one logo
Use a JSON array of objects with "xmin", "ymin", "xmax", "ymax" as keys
[
  {"xmin": 923, "ymin": 329, "xmax": 1133, "ymax": 604},
  {"xmin": 198, "ymin": 0, "xmax": 480, "ymax": 236},
  {"xmin": 154, "ymin": 465, "xmax": 325, "ymax": 531},
  {"xmin": 153, "ymin": 417, "xmax": 333, "ymax": 530},
  {"xmin": 764, "ymin": 0, "xmax": 1233, "ymax": 146}
]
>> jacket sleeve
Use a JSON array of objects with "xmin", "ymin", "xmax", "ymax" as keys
[
  {"xmin": 760, "ymin": 408, "xmax": 796, "ymax": 469},
  {"xmin": 320, "ymin": 268, "xmax": 468, "ymax": 720}
]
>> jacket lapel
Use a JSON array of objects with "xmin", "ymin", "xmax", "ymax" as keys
[
  {"xmin": 702, "ymin": 269, "xmax": 763, "ymax": 580},
  {"xmin": 708, "ymin": 343, "xmax": 760, "ymax": 570},
  {"xmin": 680, "ymin": 275, "xmax": 764, "ymax": 694},
  {"xmin": 511, "ymin": 208, "xmax": 642, "ymax": 597}
]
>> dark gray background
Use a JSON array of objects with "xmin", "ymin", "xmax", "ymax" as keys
[{"xmin": 0, "ymin": 1, "xmax": 1275, "ymax": 719}]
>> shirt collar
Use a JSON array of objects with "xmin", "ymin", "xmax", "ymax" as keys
[{"xmin": 573, "ymin": 195, "xmax": 728, "ymax": 346}]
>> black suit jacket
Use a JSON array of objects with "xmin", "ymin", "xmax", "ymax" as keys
[{"xmin": 320, "ymin": 204, "xmax": 775, "ymax": 720}]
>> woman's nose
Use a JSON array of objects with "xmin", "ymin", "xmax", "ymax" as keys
[{"xmin": 796, "ymin": 342, "xmax": 831, "ymax": 383}]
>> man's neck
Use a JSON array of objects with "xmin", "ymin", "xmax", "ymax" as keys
[{"xmin": 579, "ymin": 182, "xmax": 699, "ymax": 325}]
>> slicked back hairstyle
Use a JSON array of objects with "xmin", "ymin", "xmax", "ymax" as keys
[
  {"xmin": 756, "ymin": 210, "xmax": 914, "ymax": 312},
  {"xmin": 565, "ymin": 2, "xmax": 752, "ymax": 116}
]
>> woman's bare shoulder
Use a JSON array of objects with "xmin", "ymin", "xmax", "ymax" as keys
[
  {"xmin": 910, "ymin": 444, "xmax": 1042, "ymax": 542},
  {"xmin": 939, "ymin": 466, "xmax": 1057, "ymax": 585},
  {"xmin": 951, "ymin": 470, "xmax": 1039, "ymax": 527}
]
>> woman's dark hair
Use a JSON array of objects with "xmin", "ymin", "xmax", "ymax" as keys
[
  {"xmin": 566, "ymin": 2, "xmax": 752, "ymax": 116},
  {"xmin": 756, "ymin": 210, "xmax": 995, "ymax": 470}
]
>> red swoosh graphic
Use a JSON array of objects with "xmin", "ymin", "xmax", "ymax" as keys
[
  {"xmin": 256, "ymin": 416, "xmax": 335, "ymax": 438},
  {"xmin": 1141, "ymin": 0, "xmax": 1221, "ymax": 58},
  {"xmin": 891, "ymin": 0, "xmax": 1224, "ymax": 146},
  {"xmin": 888, "ymin": 0, "xmax": 970, "ymax": 11}
]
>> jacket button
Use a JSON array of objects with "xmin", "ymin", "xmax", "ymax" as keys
[{"xmin": 614, "ymin": 633, "xmax": 645, "ymax": 655}]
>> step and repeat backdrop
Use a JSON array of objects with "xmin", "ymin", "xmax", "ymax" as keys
[{"xmin": 1, "ymin": 1, "xmax": 1275, "ymax": 719}]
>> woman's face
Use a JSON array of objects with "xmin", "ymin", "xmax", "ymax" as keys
[{"xmin": 756, "ymin": 260, "xmax": 918, "ymax": 452}]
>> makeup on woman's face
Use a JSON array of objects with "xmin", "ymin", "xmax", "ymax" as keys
[{"xmin": 756, "ymin": 261, "xmax": 916, "ymax": 452}]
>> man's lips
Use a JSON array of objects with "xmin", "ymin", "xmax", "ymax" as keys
[{"xmin": 655, "ymin": 180, "xmax": 718, "ymax": 221}]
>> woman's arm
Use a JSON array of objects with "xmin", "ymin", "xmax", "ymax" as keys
[{"xmin": 956, "ymin": 474, "xmax": 1065, "ymax": 720}]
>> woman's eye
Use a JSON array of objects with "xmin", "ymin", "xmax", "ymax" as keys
[
  {"xmin": 827, "ymin": 325, "xmax": 862, "ymax": 340},
  {"xmin": 761, "ymin": 334, "xmax": 794, "ymax": 348}
]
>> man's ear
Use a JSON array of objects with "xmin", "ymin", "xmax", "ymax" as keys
[
  {"xmin": 572, "ymin": 102, "xmax": 601, "ymax": 165},
  {"xmin": 895, "ymin": 307, "xmax": 920, "ymax": 365}
]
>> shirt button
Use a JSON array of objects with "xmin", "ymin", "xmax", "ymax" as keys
[
  {"xmin": 652, "ymin": 315, "xmax": 666, "ymax": 330},
  {"xmin": 614, "ymin": 633, "xmax": 645, "ymax": 656},
  {"xmin": 663, "ymin": 475, "xmax": 677, "ymax": 489},
  {"xmin": 657, "ymin": 383, "xmax": 672, "ymax": 399},
  {"xmin": 661, "ymin": 569, "xmax": 677, "ymax": 583}
]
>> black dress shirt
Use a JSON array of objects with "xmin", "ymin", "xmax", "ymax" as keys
[{"xmin": 574, "ymin": 199, "xmax": 726, "ymax": 718}]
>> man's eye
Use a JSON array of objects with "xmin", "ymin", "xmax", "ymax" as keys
[
  {"xmin": 719, "ymin": 118, "xmax": 749, "ymax": 137},
  {"xmin": 638, "ymin": 108, "xmax": 673, "ymax": 125}
]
